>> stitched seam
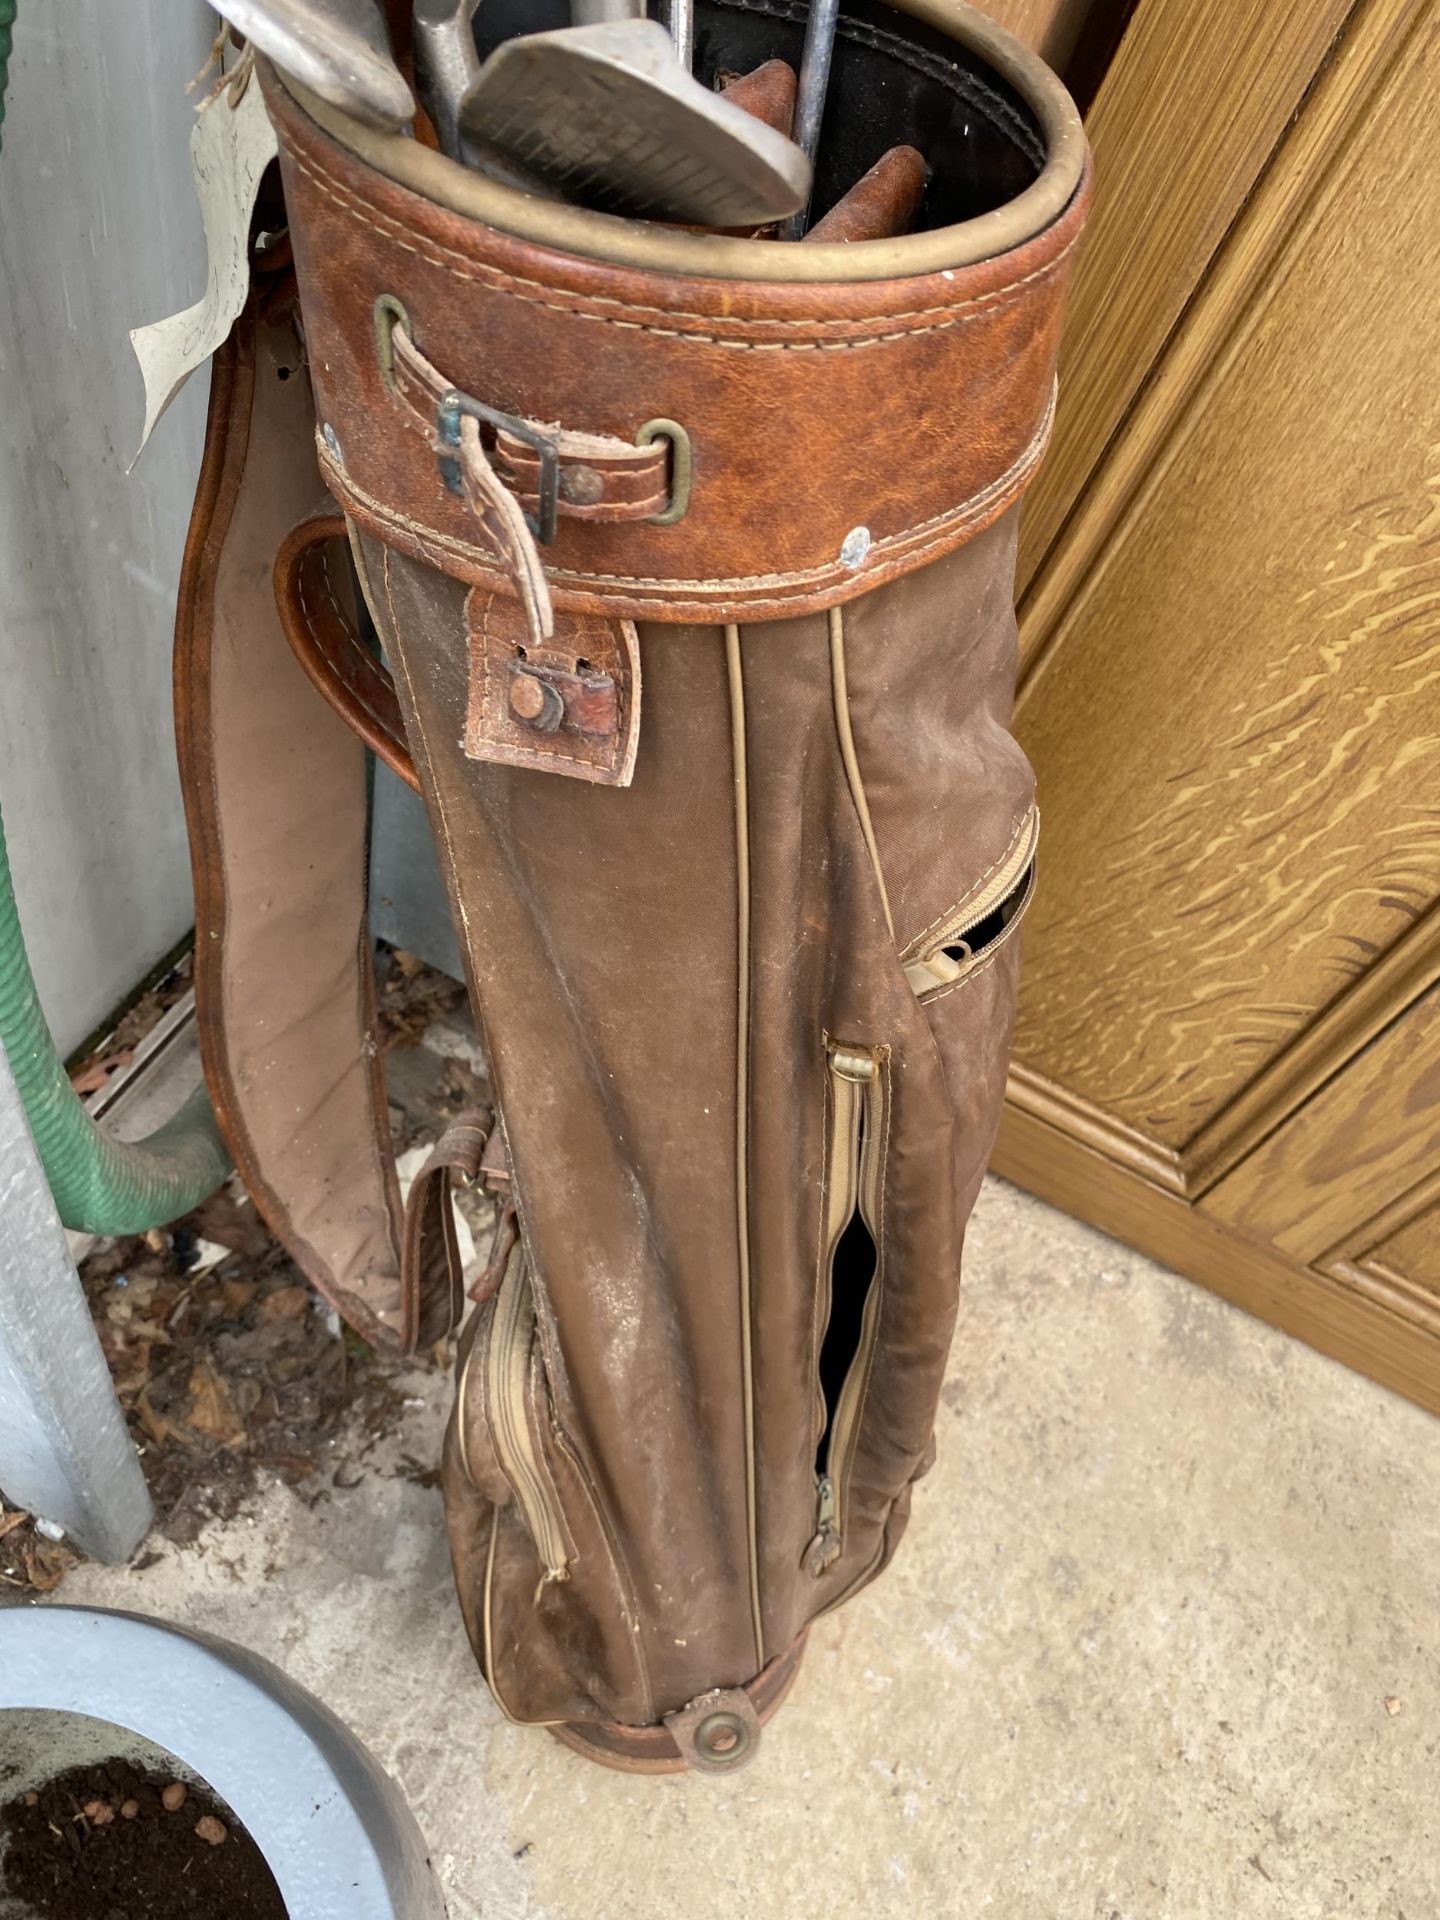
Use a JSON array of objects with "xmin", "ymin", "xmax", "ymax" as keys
[
  {"xmin": 470, "ymin": 592, "xmax": 627, "ymax": 774},
  {"xmin": 321, "ymin": 392, "xmax": 1051, "ymax": 593},
  {"xmin": 840, "ymin": 1047, "xmax": 891, "ymax": 1532},
  {"xmin": 810, "ymin": 1038, "xmax": 835, "ymax": 1467},
  {"xmin": 296, "ymin": 546, "xmax": 400, "ymax": 740},
  {"xmin": 902, "ymin": 803, "xmax": 1034, "ymax": 958},
  {"xmin": 285, "ymin": 141, "xmax": 1081, "ymax": 346}
]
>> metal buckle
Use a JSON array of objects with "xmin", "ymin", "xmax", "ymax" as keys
[{"xmin": 434, "ymin": 390, "xmax": 560, "ymax": 546}]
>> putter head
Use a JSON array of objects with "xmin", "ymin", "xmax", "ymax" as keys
[
  {"xmin": 459, "ymin": 20, "xmax": 811, "ymax": 226},
  {"xmin": 413, "ymin": 0, "xmax": 482, "ymax": 157},
  {"xmin": 216, "ymin": 0, "xmax": 414, "ymax": 130}
]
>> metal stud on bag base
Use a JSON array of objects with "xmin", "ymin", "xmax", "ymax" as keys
[{"xmin": 546, "ymin": 1633, "xmax": 809, "ymax": 1775}]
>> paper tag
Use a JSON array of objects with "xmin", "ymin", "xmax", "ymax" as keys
[{"xmin": 129, "ymin": 65, "xmax": 279, "ymax": 463}]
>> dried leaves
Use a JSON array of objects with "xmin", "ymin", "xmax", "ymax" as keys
[
  {"xmin": 377, "ymin": 947, "xmax": 467, "ymax": 1051},
  {"xmin": 0, "ymin": 939, "xmax": 483, "ymax": 1598},
  {"xmin": 66, "ymin": 953, "xmax": 194, "ymax": 1099},
  {"xmin": 0, "ymin": 1509, "xmax": 80, "ymax": 1592}
]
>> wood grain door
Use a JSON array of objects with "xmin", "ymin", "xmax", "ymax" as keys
[{"xmin": 990, "ymin": 0, "xmax": 1440, "ymax": 1412}]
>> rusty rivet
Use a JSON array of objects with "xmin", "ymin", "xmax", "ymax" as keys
[
  {"xmin": 510, "ymin": 674, "xmax": 547, "ymax": 721},
  {"xmin": 509, "ymin": 672, "xmax": 564, "ymax": 733},
  {"xmin": 560, "ymin": 464, "xmax": 604, "ymax": 506}
]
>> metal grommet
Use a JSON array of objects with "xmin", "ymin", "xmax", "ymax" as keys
[
  {"xmin": 693, "ymin": 1710, "xmax": 751, "ymax": 1767},
  {"xmin": 373, "ymin": 293, "xmax": 410, "ymax": 396},
  {"xmin": 635, "ymin": 418, "xmax": 693, "ymax": 526}
]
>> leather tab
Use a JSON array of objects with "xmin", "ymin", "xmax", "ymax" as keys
[
  {"xmin": 464, "ymin": 591, "xmax": 642, "ymax": 786},
  {"xmin": 401, "ymin": 1112, "xmax": 492, "ymax": 1351}
]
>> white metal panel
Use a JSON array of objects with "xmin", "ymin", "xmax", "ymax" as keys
[{"xmin": 0, "ymin": 3, "xmax": 217, "ymax": 1053}]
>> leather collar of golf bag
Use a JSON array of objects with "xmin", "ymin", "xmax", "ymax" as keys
[{"xmin": 175, "ymin": 0, "xmax": 1089, "ymax": 1772}]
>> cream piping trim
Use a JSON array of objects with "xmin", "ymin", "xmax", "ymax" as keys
[
  {"xmin": 725, "ymin": 621, "xmax": 765, "ymax": 1674},
  {"xmin": 830, "ymin": 606, "xmax": 895, "ymax": 942}
]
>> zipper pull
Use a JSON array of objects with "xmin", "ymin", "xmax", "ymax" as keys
[
  {"xmin": 830, "ymin": 1049, "xmax": 878, "ymax": 1083},
  {"xmin": 802, "ymin": 1473, "xmax": 842, "ymax": 1577}
]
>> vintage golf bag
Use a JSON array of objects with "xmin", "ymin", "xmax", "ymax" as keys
[{"xmin": 175, "ymin": 0, "xmax": 1089, "ymax": 1771}]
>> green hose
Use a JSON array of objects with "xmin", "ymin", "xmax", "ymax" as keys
[
  {"xmin": 0, "ymin": 804, "xmax": 232, "ymax": 1234},
  {"xmin": 0, "ymin": 2, "xmax": 232, "ymax": 1233},
  {"xmin": 0, "ymin": 3, "xmax": 12, "ymax": 143}
]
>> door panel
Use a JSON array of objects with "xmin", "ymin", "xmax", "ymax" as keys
[
  {"xmin": 1011, "ymin": 11, "xmax": 1440, "ymax": 1149},
  {"xmin": 1203, "ymin": 984, "xmax": 1440, "ymax": 1261},
  {"xmin": 992, "ymin": 0, "xmax": 1440, "ymax": 1417}
]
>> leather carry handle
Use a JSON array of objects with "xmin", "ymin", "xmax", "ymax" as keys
[{"xmin": 274, "ymin": 512, "xmax": 421, "ymax": 792}]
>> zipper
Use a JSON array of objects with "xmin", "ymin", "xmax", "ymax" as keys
[
  {"xmin": 805, "ymin": 1045, "xmax": 885, "ymax": 1578},
  {"xmin": 902, "ymin": 806, "xmax": 1039, "ymax": 999},
  {"xmin": 478, "ymin": 1245, "xmax": 571, "ymax": 1588}
]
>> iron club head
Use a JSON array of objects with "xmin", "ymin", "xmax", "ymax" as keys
[
  {"xmin": 215, "ymin": 0, "xmax": 415, "ymax": 130},
  {"xmin": 457, "ymin": 19, "xmax": 810, "ymax": 226}
]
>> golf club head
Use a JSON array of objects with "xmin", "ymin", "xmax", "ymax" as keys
[
  {"xmin": 413, "ymin": 0, "xmax": 482, "ymax": 157},
  {"xmin": 215, "ymin": 0, "xmax": 415, "ymax": 129},
  {"xmin": 458, "ymin": 19, "xmax": 811, "ymax": 226}
]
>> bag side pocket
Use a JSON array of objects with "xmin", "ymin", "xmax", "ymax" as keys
[{"xmin": 902, "ymin": 805, "xmax": 1038, "ymax": 1002}]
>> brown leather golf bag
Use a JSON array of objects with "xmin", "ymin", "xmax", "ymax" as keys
[{"xmin": 175, "ymin": 0, "xmax": 1088, "ymax": 1772}]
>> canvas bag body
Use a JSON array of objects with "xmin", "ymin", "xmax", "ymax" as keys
[{"xmin": 178, "ymin": 0, "xmax": 1089, "ymax": 1769}]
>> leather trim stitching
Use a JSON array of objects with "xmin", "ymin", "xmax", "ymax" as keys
[
  {"xmin": 319, "ymin": 389, "xmax": 1053, "ymax": 597},
  {"xmin": 283, "ymin": 140, "xmax": 1082, "ymax": 347},
  {"xmin": 294, "ymin": 542, "xmax": 405, "ymax": 748},
  {"xmin": 472, "ymin": 592, "xmax": 629, "ymax": 775}
]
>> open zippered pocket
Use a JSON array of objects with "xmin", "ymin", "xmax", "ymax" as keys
[
  {"xmin": 902, "ymin": 806, "xmax": 1038, "ymax": 1000},
  {"xmin": 804, "ymin": 1043, "xmax": 887, "ymax": 1578},
  {"xmin": 456, "ymin": 1240, "xmax": 572, "ymax": 1589}
]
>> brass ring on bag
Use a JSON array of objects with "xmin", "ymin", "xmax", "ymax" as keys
[{"xmin": 635, "ymin": 419, "xmax": 692, "ymax": 526}]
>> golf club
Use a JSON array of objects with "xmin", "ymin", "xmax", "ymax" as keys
[
  {"xmin": 216, "ymin": 0, "xmax": 415, "ymax": 129},
  {"xmin": 456, "ymin": 19, "xmax": 810, "ymax": 225},
  {"xmin": 777, "ymin": 0, "xmax": 841, "ymax": 237},
  {"xmin": 413, "ymin": 0, "xmax": 482, "ymax": 157}
]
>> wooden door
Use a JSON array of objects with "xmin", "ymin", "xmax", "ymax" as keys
[{"xmin": 991, "ymin": 0, "xmax": 1440, "ymax": 1412}]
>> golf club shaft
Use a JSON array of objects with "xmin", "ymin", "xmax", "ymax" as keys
[
  {"xmin": 777, "ymin": 0, "xmax": 840, "ymax": 237},
  {"xmin": 571, "ymin": 0, "xmax": 647, "ymax": 21},
  {"xmin": 667, "ymin": 0, "xmax": 694, "ymax": 71}
]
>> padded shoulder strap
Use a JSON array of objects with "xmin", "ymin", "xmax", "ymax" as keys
[{"xmin": 174, "ymin": 294, "xmax": 477, "ymax": 1351}]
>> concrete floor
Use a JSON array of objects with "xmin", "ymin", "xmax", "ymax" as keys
[{"xmin": 51, "ymin": 1178, "xmax": 1440, "ymax": 1920}]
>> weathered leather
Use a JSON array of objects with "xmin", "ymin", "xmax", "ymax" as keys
[
  {"xmin": 262, "ymin": 44, "xmax": 1088, "ymax": 625},
  {"xmin": 180, "ymin": 0, "xmax": 1088, "ymax": 1769},
  {"xmin": 275, "ymin": 511, "xmax": 418, "ymax": 790}
]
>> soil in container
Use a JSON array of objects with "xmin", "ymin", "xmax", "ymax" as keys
[{"xmin": 0, "ymin": 1757, "xmax": 286, "ymax": 1919}]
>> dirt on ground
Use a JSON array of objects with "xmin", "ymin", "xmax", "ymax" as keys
[
  {"xmin": 0, "ymin": 1758, "xmax": 285, "ymax": 1919},
  {"xmin": 0, "ymin": 947, "xmax": 492, "ymax": 1599}
]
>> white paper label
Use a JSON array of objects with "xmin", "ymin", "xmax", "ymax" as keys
[{"xmin": 129, "ymin": 66, "xmax": 279, "ymax": 463}]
